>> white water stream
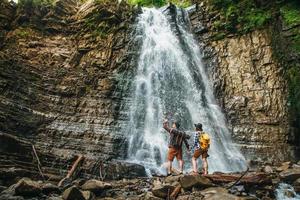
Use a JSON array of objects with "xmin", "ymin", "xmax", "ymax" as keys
[{"xmin": 126, "ymin": 7, "xmax": 246, "ymax": 175}]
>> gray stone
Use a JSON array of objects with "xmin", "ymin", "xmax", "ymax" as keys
[
  {"xmin": 81, "ymin": 190, "xmax": 95, "ymax": 200},
  {"xmin": 200, "ymin": 187, "xmax": 247, "ymax": 200},
  {"xmin": 276, "ymin": 162, "xmax": 291, "ymax": 172},
  {"xmin": 14, "ymin": 178, "xmax": 41, "ymax": 197},
  {"xmin": 0, "ymin": 194, "xmax": 24, "ymax": 200},
  {"xmin": 144, "ymin": 192, "xmax": 163, "ymax": 200},
  {"xmin": 152, "ymin": 184, "xmax": 175, "ymax": 198},
  {"xmin": 81, "ymin": 179, "xmax": 111, "ymax": 194},
  {"xmin": 180, "ymin": 175, "xmax": 213, "ymax": 189},
  {"xmin": 62, "ymin": 186, "xmax": 85, "ymax": 200},
  {"xmin": 263, "ymin": 165, "xmax": 273, "ymax": 173},
  {"xmin": 164, "ymin": 175, "xmax": 182, "ymax": 184},
  {"xmin": 42, "ymin": 183, "xmax": 60, "ymax": 195},
  {"xmin": 279, "ymin": 168, "xmax": 300, "ymax": 181}
]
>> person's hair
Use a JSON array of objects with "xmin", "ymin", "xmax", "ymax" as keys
[
  {"xmin": 173, "ymin": 121, "xmax": 180, "ymax": 129},
  {"xmin": 195, "ymin": 123, "xmax": 203, "ymax": 131}
]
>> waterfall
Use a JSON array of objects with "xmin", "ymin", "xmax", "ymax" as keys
[{"xmin": 125, "ymin": 7, "xmax": 246, "ymax": 174}]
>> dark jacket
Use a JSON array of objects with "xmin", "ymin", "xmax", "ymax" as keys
[{"xmin": 163, "ymin": 121, "xmax": 190, "ymax": 149}]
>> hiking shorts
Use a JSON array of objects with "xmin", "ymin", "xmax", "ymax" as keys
[
  {"xmin": 167, "ymin": 147, "xmax": 182, "ymax": 161},
  {"xmin": 193, "ymin": 148, "xmax": 209, "ymax": 159}
]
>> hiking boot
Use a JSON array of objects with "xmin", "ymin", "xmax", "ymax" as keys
[{"xmin": 190, "ymin": 171, "xmax": 199, "ymax": 176}]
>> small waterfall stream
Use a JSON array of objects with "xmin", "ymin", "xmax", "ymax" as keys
[{"xmin": 125, "ymin": 7, "xmax": 246, "ymax": 174}]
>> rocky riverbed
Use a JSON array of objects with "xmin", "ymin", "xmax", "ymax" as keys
[{"xmin": 1, "ymin": 161, "xmax": 300, "ymax": 200}]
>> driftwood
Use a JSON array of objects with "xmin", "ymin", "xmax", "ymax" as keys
[
  {"xmin": 170, "ymin": 185, "xmax": 181, "ymax": 200},
  {"xmin": 204, "ymin": 171, "xmax": 271, "ymax": 185},
  {"xmin": 58, "ymin": 155, "xmax": 84, "ymax": 187},
  {"xmin": 32, "ymin": 145, "xmax": 45, "ymax": 181},
  {"xmin": 226, "ymin": 167, "xmax": 249, "ymax": 189}
]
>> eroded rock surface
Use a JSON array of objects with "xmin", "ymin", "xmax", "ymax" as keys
[
  {"xmin": 188, "ymin": 1, "xmax": 297, "ymax": 163},
  {"xmin": 0, "ymin": 0, "xmax": 143, "ymax": 182}
]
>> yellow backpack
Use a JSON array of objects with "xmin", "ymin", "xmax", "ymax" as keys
[{"xmin": 198, "ymin": 131, "xmax": 210, "ymax": 151}]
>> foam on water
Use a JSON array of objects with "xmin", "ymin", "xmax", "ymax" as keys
[{"xmin": 276, "ymin": 183, "xmax": 300, "ymax": 200}]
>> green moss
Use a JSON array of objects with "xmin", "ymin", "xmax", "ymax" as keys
[
  {"xmin": 280, "ymin": 1, "xmax": 300, "ymax": 27},
  {"xmin": 15, "ymin": 29, "xmax": 30, "ymax": 38},
  {"xmin": 287, "ymin": 66, "xmax": 300, "ymax": 118},
  {"xmin": 208, "ymin": 0, "xmax": 272, "ymax": 35},
  {"xmin": 280, "ymin": 1, "xmax": 300, "ymax": 54},
  {"xmin": 211, "ymin": 32, "xmax": 226, "ymax": 40}
]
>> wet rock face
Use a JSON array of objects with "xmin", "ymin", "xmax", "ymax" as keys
[
  {"xmin": 188, "ymin": 3, "xmax": 295, "ymax": 164},
  {"xmin": 0, "ymin": 0, "xmax": 139, "ymax": 180}
]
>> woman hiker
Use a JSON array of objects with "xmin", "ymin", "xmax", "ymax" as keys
[{"xmin": 191, "ymin": 123, "xmax": 210, "ymax": 175}]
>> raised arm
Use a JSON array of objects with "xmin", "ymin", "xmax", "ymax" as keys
[{"xmin": 183, "ymin": 137, "xmax": 190, "ymax": 150}]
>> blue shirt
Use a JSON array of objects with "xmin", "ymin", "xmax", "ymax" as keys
[{"xmin": 193, "ymin": 131, "xmax": 201, "ymax": 150}]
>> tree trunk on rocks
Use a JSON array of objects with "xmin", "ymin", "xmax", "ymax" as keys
[{"xmin": 204, "ymin": 172, "xmax": 272, "ymax": 185}]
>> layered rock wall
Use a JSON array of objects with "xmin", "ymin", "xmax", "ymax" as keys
[
  {"xmin": 188, "ymin": 3, "xmax": 296, "ymax": 163},
  {"xmin": 0, "ymin": 0, "xmax": 141, "ymax": 181}
]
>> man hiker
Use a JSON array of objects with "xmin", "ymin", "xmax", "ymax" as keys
[
  {"xmin": 191, "ymin": 123, "xmax": 210, "ymax": 175},
  {"xmin": 163, "ymin": 119, "xmax": 190, "ymax": 175}
]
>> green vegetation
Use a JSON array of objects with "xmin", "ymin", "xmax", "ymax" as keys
[
  {"xmin": 209, "ymin": 0, "xmax": 273, "ymax": 35},
  {"xmin": 15, "ymin": 28, "xmax": 30, "ymax": 38},
  {"xmin": 281, "ymin": 1, "xmax": 300, "ymax": 27},
  {"xmin": 127, "ymin": 0, "xmax": 191, "ymax": 8},
  {"xmin": 279, "ymin": 0, "xmax": 300, "ymax": 125},
  {"xmin": 18, "ymin": 0, "xmax": 55, "ymax": 7}
]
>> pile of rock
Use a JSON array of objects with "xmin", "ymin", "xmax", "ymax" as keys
[{"xmin": 1, "ymin": 161, "xmax": 300, "ymax": 200}]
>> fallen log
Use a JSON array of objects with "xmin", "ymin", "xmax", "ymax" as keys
[
  {"xmin": 170, "ymin": 185, "xmax": 181, "ymax": 200},
  {"xmin": 58, "ymin": 155, "xmax": 84, "ymax": 187},
  {"xmin": 226, "ymin": 167, "xmax": 249, "ymax": 189},
  {"xmin": 204, "ymin": 172, "xmax": 272, "ymax": 185}
]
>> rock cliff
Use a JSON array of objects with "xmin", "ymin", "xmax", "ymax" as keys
[
  {"xmin": 0, "ymin": 0, "xmax": 299, "ymax": 186},
  {"xmin": 0, "ymin": 0, "xmax": 144, "ymax": 182},
  {"xmin": 188, "ymin": 1, "xmax": 299, "ymax": 164}
]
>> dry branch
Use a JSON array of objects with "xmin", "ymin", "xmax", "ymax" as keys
[
  {"xmin": 32, "ymin": 145, "xmax": 45, "ymax": 181},
  {"xmin": 58, "ymin": 155, "xmax": 84, "ymax": 187}
]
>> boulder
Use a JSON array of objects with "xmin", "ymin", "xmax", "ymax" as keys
[
  {"xmin": 165, "ymin": 175, "xmax": 182, "ymax": 184},
  {"xmin": 263, "ymin": 165, "xmax": 273, "ymax": 174},
  {"xmin": 0, "ymin": 194, "xmax": 24, "ymax": 200},
  {"xmin": 276, "ymin": 162, "xmax": 291, "ymax": 172},
  {"xmin": 81, "ymin": 179, "xmax": 112, "ymax": 194},
  {"xmin": 279, "ymin": 168, "xmax": 300, "ymax": 181},
  {"xmin": 177, "ymin": 191, "xmax": 204, "ymax": 200},
  {"xmin": 105, "ymin": 161, "xmax": 147, "ymax": 180},
  {"xmin": 14, "ymin": 178, "xmax": 41, "ymax": 197},
  {"xmin": 47, "ymin": 197, "xmax": 63, "ymax": 200},
  {"xmin": 200, "ymin": 187, "xmax": 247, "ymax": 200},
  {"xmin": 41, "ymin": 183, "xmax": 61, "ymax": 195},
  {"xmin": 62, "ymin": 186, "xmax": 85, "ymax": 200},
  {"xmin": 180, "ymin": 175, "xmax": 213, "ymax": 189},
  {"xmin": 144, "ymin": 192, "xmax": 163, "ymax": 200},
  {"xmin": 293, "ymin": 178, "xmax": 300, "ymax": 192},
  {"xmin": 81, "ymin": 190, "xmax": 95, "ymax": 200},
  {"xmin": 152, "ymin": 184, "xmax": 175, "ymax": 198},
  {"xmin": 0, "ymin": 186, "xmax": 7, "ymax": 193}
]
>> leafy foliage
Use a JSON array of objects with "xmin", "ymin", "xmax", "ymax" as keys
[
  {"xmin": 279, "ymin": 0, "xmax": 300, "ymax": 125},
  {"xmin": 209, "ymin": 0, "xmax": 272, "ymax": 35},
  {"xmin": 281, "ymin": 0, "xmax": 300, "ymax": 27},
  {"xmin": 18, "ymin": 0, "xmax": 55, "ymax": 7}
]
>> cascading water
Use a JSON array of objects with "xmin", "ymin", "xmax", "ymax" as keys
[
  {"xmin": 276, "ymin": 183, "xmax": 300, "ymax": 200},
  {"xmin": 126, "ymin": 6, "xmax": 247, "ymax": 174}
]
